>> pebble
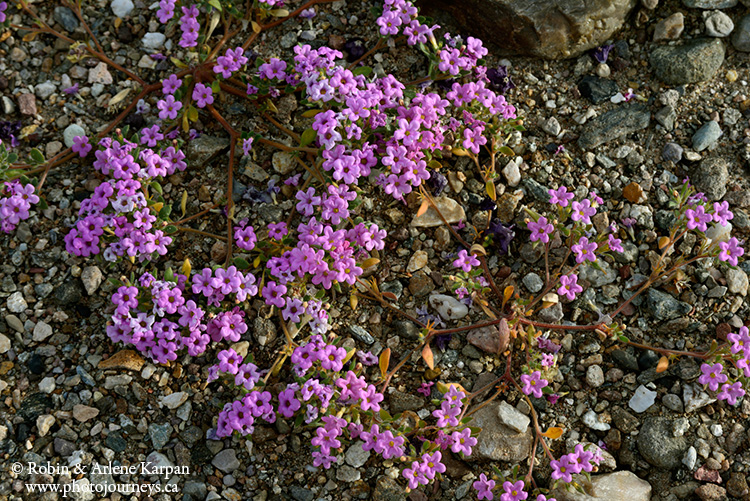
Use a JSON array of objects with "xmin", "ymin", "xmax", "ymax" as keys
[
  {"xmin": 692, "ymin": 121, "xmax": 722, "ymax": 152},
  {"xmin": 35, "ymin": 81, "xmax": 56, "ymax": 100},
  {"xmin": 81, "ymin": 266, "xmax": 103, "ymax": 295},
  {"xmin": 406, "ymin": 250, "xmax": 428, "ymax": 273},
  {"xmin": 98, "ymin": 350, "xmax": 145, "ymax": 371},
  {"xmin": 345, "ymin": 441, "xmax": 370, "ymax": 468},
  {"xmin": 63, "ymin": 124, "xmax": 86, "ymax": 148},
  {"xmin": 578, "ymin": 75, "xmax": 619, "ymax": 104},
  {"xmin": 212, "ymin": 449, "xmax": 240, "ymax": 473},
  {"xmin": 629, "ymin": 384, "xmax": 657, "ymax": 413},
  {"xmin": 53, "ymin": 6, "xmax": 79, "ymax": 32},
  {"xmin": 522, "ymin": 273, "xmax": 544, "ymax": 293},
  {"xmin": 7, "ymin": 292, "xmax": 26, "ymax": 313},
  {"xmin": 466, "ymin": 402, "xmax": 533, "ymax": 462},
  {"xmin": 88, "ymin": 62, "xmax": 113, "ymax": 85},
  {"xmin": 673, "ymin": 417, "xmax": 690, "ymax": 437},
  {"xmin": 586, "ymin": 365, "xmax": 605, "ymax": 388},
  {"xmin": 347, "ymin": 325, "xmax": 375, "ymax": 345},
  {"xmin": 662, "ymin": 142, "xmax": 684, "ymax": 162},
  {"xmin": 579, "ymin": 260, "xmax": 617, "ymax": 287},
  {"xmin": 32, "ymin": 321, "xmax": 53, "ymax": 342},
  {"xmin": 411, "ymin": 196, "xmax": 466, "ymax": 227},
  {"xmin": 428, "ymin": 294, "xmax": 469, "ymax": 320},
  {"xmin": 638, "ymin": 416, "xmax": 689, "ymax": 469},
  {"xmin": 654, "ymin": 12, "xmax": 684, "ymax": 41},
  {"xmin": 650, "ymin": 38, "xmax": 725, "ymax": 85},
  {"xmin": 733, "ymin": 14, "xmax": 750, "ymax": 51},
  {"xmin": 550, "ymin": 471, "xmax": 652, "ymax": 501},
  {"xmin": 655, "ymin": 105, "xmax": 677, "ymax": 131},
  {"xmin": 0, "ymin": 334, "xmax": 9, "ymax": 354},
  {"xmin": 539, "ymin": 116, "xmax": 561, "ymax": 136},
  {"xmin": 149, "ymin": 423, "xmax": 172, "ymax": 450},
  {"xmin": 467, "ymin": 325, "xmax": 506, "ymax": 353},
  {"xmin": 18, "ymin": 93, "xmax": 37, "ymax": 116},
  {"xmin": 647, "ymin": 289, "xmax": 692, "ymax": 320},
  {"xmin": 725, "ymin": 267, "xmax": 749, "ymax": 296},
  {"xmin": 693, "ymin": 157, "xmax": 729, "ymax": 200},
  {"xmin": 578, "ymin": 104, "xmax": 650, "ymax": 150},
  {"xmin": 111, "ymin": 0, "xmax": 135, "ymax": 17},
  {"xmin": 683, "ymin": 0, "xmax": 737, "ymax": 8},
  {"xmin": 272, "ymin": 151, "xmax": 296, "ymax": 174},
  {"xmin": 141, "ymin": 32, "xmax": 166, "ymax": 50},
  {"xmin": 336, "ymin": 465, "xmax": 361, "ymax": 482},
  {"xmin": 683, "ymin": 446, "xmax": 698, "ymax": 469},
  {"xmin": 104, "ymin": 374, "xmax": 132, "ymax": 389},
  {"xmin": 160, "ymin": 391, "xmax": 188, "ymax": 409},
  {"xmin": 502, "ymin": 158, "xmax": 522, "ymax": 187},
  {"xmin": 73, "ymin": 404, "xmax": 100, "ymax": 423},
  {"xmin": 662, "ymin": 393, "xmax": 684, "ymax": 412},
  {"xmin": 37, "ymin": 414, "xmax": 55, "ymax": 437},
  {"xmin": 497, "ymin": 401, "xmax": 530, "ymax": 433},
  {"xmin": 38, "ymin": 377, "xmax": 56, "ymax": 394},
  {"xmin": 705, "ymin": 10, "xmax": 734, "ymax": 37},
  {"xmin": 683, "ymin": 383, "xmax": 716, "ymax": 413},
  {"xmin": 695, "ymin": 485, "xmax": 727, "ymax": 501}
]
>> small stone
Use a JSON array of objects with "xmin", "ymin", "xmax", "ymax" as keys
[
  {"xmin": 80, "ymin": 266, "xmax": 102, "ymax": 295},
  {"xmin": 595, "ymin": 62, "xmax": 611, "ymax": 78},
  {"xmin": 578, "ymin": 75, "xmax": 619, "ymax": 104},
  {"xmin": 647, "ymin": 289, "xmax": 692, "ymax": 321},
  {"xmin": 654, "ymin": 12, "xmax": 684, "ymax": 41},
  {"xmin": 7, "ymin": 292, "xmax": 27, "ymax": 313},
  {"xmin": 629, "ymin": 384, "xmax": 657, "ymax": 413},
  {"xmin": 733, "ymin": 14, "xmax": 750, "ymax": 51},
  {"xmin": 149, "ymin": 423, "xmax": 172, "ymax": 450},
  {"xmin": 650, "ymin": 38, "xmax": 725, "ymax": 85},
  {"xmin": 32, "ymin": 321, "xmax": 53, "ymax": 342},
  {"xmin": 623, "ymin": 182, "xmax": 644, "ymax": 203},
  {"xmin": 111, "ymin": 0, "xmax": 135, "ymax": 17},
  {"xmin": 725, "ymin": 267, "xmax": 748, "ymax": 296},
  {"xmin": 36, "ymin": 414, "xmax": 55, "ymax": 437},
  {"xmin": 695, "ymin": 484, "xmax": 727, "ymax": 501},
  {"xmin": 389, "ymin": 390, "xmax": 424, "ymax": 413},
  {"xmin": 683, "ymin": 383, "xmax": 716, "ymax": 412},
  {"xmin": 683, "ymin": 446, "xmax": 698, "ymax": 469},
  {"xmin": 683, "ymin": 0, "xmax": 737, "ymax": 6},
  {"xmin": 502, "ymin": 159, "xmax": 522, "ymax": 187},
  {"xmin": 705, "ymin": 10, "xmax": 734, "ymax": 37},
  {"xmin": 407, "ymin": 250, "xmax": 428, "ymax": 273},
  {"xmin": 693, "ymin": 157, "xmax": 729, "ymax": 200},
  {"xmin": 411, "ymin": 196, "xmax": 465, "ymax": 227},
  {"xmin": 692, "ymin": 121, "xmax": 722, "ymax": 152},
  {"xmin": 582, "ymin": 410, "xmax": 611, "ymax": 431},
  {"xmin": 655, "ymin": 105, "xmax": 677, "ymax": 131},
  {"xmin": 63, "ymin": 124, "xmax": 86, "ymax": 148},
  {"xmin": 540, "ymin": 116, "xmax": 561, "ymax": 136},
  {"xmin": 53, "ymin": 6, "xmax": 79, "ymax": 32},
  {"xmin": 586, "ymin": 365, "xmax": 605, "ymax": 388},
  {"xmin": 0, "ymin": 333, "xmax": 9, "ymax": 354},
  {"xmin": 345, "ymin": 441, "xmax": 370, "ymax": 468},
  {"xmin": 467, "ymin": 325, "xmax": 506, "ymax": 354},
  {"xmin": 160, "ymin": 392, "xmax": 188, "ymax": 409},
  {"xmin": 212, "ymin": 449, "xmax": 240, "ymax": 473},
  {"xmin": 429, "ymin": 294, "xmax": 469, "ymax": 320},
  {"xmin": 551, "ymin": 472, "xmax": 651, "ymax": 501},
  {"xmin": 466, "ymin": 402, "xmax": 533, "ymax": 462},
  {"xmin": 98, "ymin": 350, "xmax": 145, "ymax": 371},
  {"xmin": 662, "ymin": 393, "xmax": 684, "ymax": 412},
  {"xmin": 141, "ymin": 32, "xmax": 166, "ymax": 50},
  {"xmin": 35, "ymin": 81, "xmax": 56, "ymax": 100},
  {"xmin": 347, "ymin": 325, "xmax": 375, "ymax": 345},
  {"xmin": 522, "ymin": 273, "xmax": 544, "ymax": 293},
  {"xmin": 642, "ymin": 0, "xmax": 659, "ymax": 8},
  {"xmin": 578, "ymin": 104, "xmax": 651, "ymax": 150},
  {"xmin": 726, "ymin": 472, "xmax": 750, "ymax": 498},
  {"xmin": 336, "ymin": 465, "xmax": 361, "ymax": 483},
  {"xmin": 638, "ymin": 416, "xmax": 689, "ymax": 470},
  {"xmin": 272, "ymin": 151, "xmax": 296, "ymax": 174},
  {"xmin": 18, "ymin": 93, "xmax": 37, "ymax": 116},
  {"xmin": 662, "ymin": 142, "xmax": 683, "ymax": 162},
  {"xmin": 38, "ymin": 377, "xmax": 56, "ymax": 393},
  {"xmin": 88, "ymin": 62, "xmax": 113, "ymax": 85},
  {"xmin": 73, "ymin": 404, "xmax": 100, "ymax": 423},
  {"xmin": 497, "ymin": 401, "xmax": 530, "ymax": 433}
]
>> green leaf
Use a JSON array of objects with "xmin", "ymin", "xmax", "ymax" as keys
[
  {"xmin": 187, "ymin": 105, "xmax": 199, "ymax": 122},
  {"xmin": 299, "ymin": 128, "xmax": 317, "ymax": 148},
  {"xmin": 211, "ymin": 80, "xmax": 221, "ymax": 95},
  {"xmin": 7, "ymin": 152, "xmax": 17, "ymax": 163},
  {"xmin": 498, "ymin": 145, "xmax": 515, "ymax": 156},
  {"xmin": 29, "ymin": 148, "xmax": 44, "ymax": 164},
  {"xmin": 208, "ymin": 0, "xmax": 222, "ymax": 11},
  {"xmin": 352, "ymin": 66, "xmax": 372, "ymax": 76},
  {"xmin": 164, "ymin": 225, "xmax": 178, "ymax": 234},
  {"xmin": 164, "ymin": 267, "xmax": 174, "ymax": 282},
  {"xmin": 233, "ymin": 257, "xmax": 250, "ymax": 269},
  {"xmin": 618, "ymin": 335, "xmax": 629, "ymax": 343},
  {"xmin": 158, "ymin": 205, "xmax": 172, "ymax": 220},
  {"xmin": 36, "ymin": 197, "xmax": 48, "ymax": 211},
  {"xmin": 108, "ymin": 278, "xmax": 122, "ymax": 287}
]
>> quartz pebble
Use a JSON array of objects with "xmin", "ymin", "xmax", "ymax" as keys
[
  {"xmin": 629, "ymin": 385, "xmax": 657, "ymax": 413},
  {"xmin": 111, "ymin": 0, "xmax": 134, "ymax": 17},
  {"xmin": 7, "ymin": 292, "xmax": 27, "ymax": 313},
  {"xmin": 429, "ymin": 294, "xmax": 469, "ymax": 320},
  {"xmin": 497, "ymin": 401, "xmax": 530, "ymax": 433},
  {"xmin": 32, "ymin": 321, "xmax": 53, "ymax": 342}
]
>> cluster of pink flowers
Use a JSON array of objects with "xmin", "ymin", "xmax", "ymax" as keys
[
  {"xmin": 213, "ymin": 47, "xmax": 249, "ymax": 80},
  {"xmin": 0, "ymin": 180, "xmax": 38, "ymax": 233},
  {"xmin": 64, "ymin": 135, "xmax": 184, "ymax": 261},
  {"xmin": 550, "ymin": 444, "xmax": 601, "ymax": 484},
  {"xmin": 432, "ymin": 386, "xmax": 465, "ymax": 427},
  {"xmin": 698, "ymin": 325, "xmax": 750, "ymax": 406},
  {"xmin": 156, "ymin": 0, "xmax": 175, "ymax": 23},
  {"xmin": 178, "ymin": 5, "xmax": 200, "ymax": 48}
]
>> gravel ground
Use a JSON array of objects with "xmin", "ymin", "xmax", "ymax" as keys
[{"xmin": 2, "ymin": 0, "xmax": 750, "ymax": 500}]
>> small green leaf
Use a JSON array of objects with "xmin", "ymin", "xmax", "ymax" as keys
[
  {"xmin": 211, "ymin": 80, "xmax": 221, "ymax": 95},
  {"xmin": 208, "ymin": 0, "xmax": 222, "ymax": 11},
  {"xmin": 164, "ymin": 267, "xmax": 174, "ymax": 282},
  {"xmin": 618, "ymin": 335, "xmax": 629, "ymax": 343},
  {"xmin": 36, "ymin": 197, "xmax": 48, "ymax": 211},
  {"xmin": 7, "ymin": 152, "xmax": 18, "ymax": 163},
  {"xmin": 159, "ymin": 205, "xmax": 172, "ymax": 220},
  {"xmin": 233, "ymin": 257, "xmax": 250, "ymax": 269},
  {"xmin": 352, "ymin": 66, "xmax": 372, "ymax": 76},
  {"xmin": 187, "ymin": 105, "xmax": 199, "ymax": 122},
  {"xmin": 29, "ymin": 148, "xmax": 44, "ymax": 164},
  {"xmin": 150, "ymin": 182, "xmax": 163, "ymax": 195},
  {"xmin": 164, "ymin": 225, "xmax": 178, "ymax": 234},
  {"xmin": 498, "ymin": 145, "xmax": 515, "ymax": 156},
  {"xmin": 299, "ymin": 128, "xmax": 317, "ymax": 147}
]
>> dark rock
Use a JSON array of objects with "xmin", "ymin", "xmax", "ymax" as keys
[
  {"xmin": 733, "ymin": 14, "xmax": 750, "ymax": 51},
  {"xmin": 105, "ymin": 431, "xmax": 127, "ymax": 452},
  {"xmin": 290, "ymin": 485, "xmax": 314, "ymax": 501},
  {"xmin": 650, "ymin": 38, "xmax": 725, "ymax": 85},
  {"xmin": 54, "ymin": 438, "xmax": 76, "ymax": 456},
  {"xmin": 27, "ymin": 354, "xmax": 44, "ymax": 375},
  {"xmin": 416, "ymin": 0, "xmax": 638, "ymax": 59},
  {"xmin": 578, "ymin": 76, "xmax": 619, "ymax": 104},
  {"xmin": 18, "ymin": 393, "xmax": 53, "ymax": 422},
  {"xmin": 693, "ymin": 157, "xmax": 729, "ymax": 201},
  {"xmin": 381, "ymin": 280, "xmax": 404, "ymax": 300},
  {"xmin": 612, "ymin": 406, "xmax": 639, "ymax": 433},
  {"xmin": 53, "ymin": 7, "xmax": 79, "ymax": 32},
  {"xmin": 638, "ymin": 350, "xmax": 660, "ymax": 371},
  {"xmin": 389, "ymin": 390, "xmax": 424, "ymax": 413},
  {"xmin": 638, "ymin": 417, "xmax": 689, "ymax": 469},
  {"xmin": 372, "ymin": 476, "xmax": 407, "ymax": 501},
  {"xmin": 55, "ymin": 279, "xmax": 83, "ymax": 306},
  {"xmin": 647, "ymin": 289, "xmax": 692, "ymax": 321},
  {"xmin": 348, "ymin": 325, "xmax": 375, "ymax": 345},
  {"xmin": 726, "ymin": 472, "xmax": 749, "ymax": 498},
  {"xmin": 578, "ymin": 104, "xmax": 651, "ymax": 150},
  {"xmin": 393, "ymin": 320, "xmax": 419, "ymax": 341}
]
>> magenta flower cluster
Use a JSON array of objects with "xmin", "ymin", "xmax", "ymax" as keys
[
  {"xmin": 0, "ymin": 181, "xmax": 39, "ymax": 233},
  {"xmin": 550, "ymin": 444, "xmax": 601, "ymax": 484}
]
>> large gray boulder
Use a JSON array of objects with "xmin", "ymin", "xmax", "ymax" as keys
[{"xmin": 416, "ymin": 0, "xmax": 638, "ymax": 59}]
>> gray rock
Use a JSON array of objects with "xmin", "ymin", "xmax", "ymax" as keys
[
  {"xmin": 36, "ymin": 414, "xmax": 55, "ymax": 436},
  {"xmin": 345, "ymin": 441, "xmax": 370, "ymax": 468},
  {"xmin": 655, "ymin": 105, "xmax": 677, "ymax": 131},
  {"xmin": 63, "ymin": 124, "xmax": 86, "ymax": 148},
  {"xmin": 578, "ymin": 104, "xmax": 650, "ymax": 150},
  {"xmin": 110, "ymin": 0, "xmax": 135, "ymax": 17},
  {"xmin": 466, "ymin": 401, "xmax": 533, "ymax": 462},
  {"xmin": 726, "ymin": 267, "xmax": 749, "ymax": 296},
  {"xmin": 81, "ymin": 266, "xmax": 102, "ymax": 295},
  {"xmin": 705, "ymin": 10, "xmax": 734, "ymax": 37},
  {"xmin": 550, "ymin": 471, "xmax": 651, "ymax": 501},
  {"xmin": 683, "ymin": 0, "xmax": 737, "ymax": 7},
  {"xmin": 35, "ymin": 81, "xmax": 56, "ymax": 100},
  {"xmin": 629, "ymin": 384, "xmax": 657, "ymax": 413},
  {"xmin": 650, "ymin": 38, "xmax": 725, "ymax": 85},
  {"xmin": 290, "ymin": 485, "xmax": 314, "ymax": 501},
  {"xmin": 578, "ymin": 76, "xmax": 620, "ymax": 104},
  {"xmin": 160, "ymin": 391, "xmax": 188, "ymax": 409},
  {"xmin": 683, "ymin": 382, "xmax": 717, "ymax": 412},
  {"xmin": 647, "ymin": 289, "xmax": 692, "ymax": 321},
  {"xmin": 497, "ymin": 401, "xmax": 530, "ymax": 433},
  {"xmin": 7, "ymin": 292, "xmax": 27, "ymax": 313},
  {"xmin": 38, "ymin": 377, "xmax": 55, "ymax": 393},
  {"xmin": 187, "ymin": 135, "xmax": 229, "ymax": 165},
  {"xmin": 683, "ymin": 446, "xmax": 697, "ymax": 469},
  {"xmin": 693, "ymin": 157, "xmax": 729, "ymax": 200},
  {"xmin": 141, "ymin": 32, "xmax": 166, "ymax": 50},
  {"xmin": 53, "ymin": 6, "xmax": 79, "ymax": 32},
  {"xmin": 88, "ymin": 63, "xmax": 113, "ymax": 85},
  {"xmin": 420, "ymin": 0, "xmax": 638, "ymax": 59},
  {"xmin": 653, "ymin": 12, "xmax": 684, "ymax": 41},
  {"xmin": 32, "ymin": 321, "xmax": 53, "ymax": 342},
  {"xmin": 522, "ymin": 273, "xmax": 544, "ymax": 293},
  {"xmin": 411, "ymin": 196, "xmax": 465, "ymax": 227},
  {"xmin": 336, "ymin": 465, "xmax": 361, "ymax": 482},
  {"xmin": 662, "ymin": 393, "xmax": 684, "ymax": 412},
  {"xmin": 586, "ymin": 365, "xmax": 605, "ymax": 388},
  {"xmin": 388, "ymin": 390, "xmax": 424, "ymax": 413},
  {"xmin": 183, "ymin": 482, "xmax": 208, "ymax": 501},
  {"xmin": 582, "ymin": 410, "xmax": 611, "ymax": 431},
  {"xmin": 662, "ymin": 142, "xmax": 683, "ymax": 162},
  {"xmin": 692, "ymin": 121, "xmax": 722, "ymax": 151},
  {"xmin": 538, "ymin": 301, "xmax": 564, "ymax": 323},
  {"xmin": 348, "ymin": 325, "xmax": 375, "ymax": 345},
  {"xmin": 212, "ymin": 449, "xmax": 240, "ymax": 473},
  {"xmin": 733, "ymin": 14, "xmax": 750, "ymax": 51},
  {"xmin": 637, "ymin": 417, "xmax": 689, "ymax": 469},
  {"xmin": 540, "ymin": 116, "xmax": 561, "ymax": 136},
  {"xmin": 149, "ymin": 423, "xmax": 172, "ymax": 450},
  {"xmin": 0, "ymin": 333, "xmax": 10, "ymax": 354},
  {"xmin": 579, "ymin": 260, "xmax": 617, "ymax": 287}
]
